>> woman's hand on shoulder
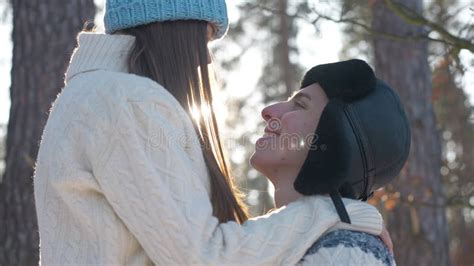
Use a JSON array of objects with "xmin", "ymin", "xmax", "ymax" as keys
[{"xmin": 380, "ymin": 224, "xmax": 394, "ymax": 254}]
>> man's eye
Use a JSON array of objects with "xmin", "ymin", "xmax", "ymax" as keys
[{"xmin": 294, "ymin": 101, "xmax": 305, "ymax": 108}]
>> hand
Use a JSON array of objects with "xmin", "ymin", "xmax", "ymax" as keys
[{"xmin": 379, "ymin": 224, "xmax": 394, "ymax": 254}]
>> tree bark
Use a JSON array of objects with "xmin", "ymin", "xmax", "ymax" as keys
[
  {"xmin": 0, "ymin": 1, "xmax": 95, "ymax": 264},
  {"xmin": 372, "ymin": 0, "xmax": 450, "ymax": 265},
  {"xmin": 278, "ymin": 0, "xmax": 292, "ymax": 97}
]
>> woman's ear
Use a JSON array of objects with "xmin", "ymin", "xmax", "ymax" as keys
[{"xmin": 207, "ymin": 23, "xmax": 217, "ymax": 42}]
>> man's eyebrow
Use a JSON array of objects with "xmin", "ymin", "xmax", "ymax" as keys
[{"xmin": 288, "ymin": 91, "xmax": 312, "ymax": 101}]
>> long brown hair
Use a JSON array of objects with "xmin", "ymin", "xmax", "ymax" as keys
[{"xmin": 121, "ymin": 20, "xmax": 249, "ymax": 223}]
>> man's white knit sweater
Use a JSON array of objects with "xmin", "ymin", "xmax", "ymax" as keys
[{"xmin": 33, "ymin": 33, "xmax": 384, "ymax": 265}]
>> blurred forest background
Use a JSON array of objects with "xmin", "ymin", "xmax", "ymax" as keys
[{"xmin": 0, "ymin": 0, "xmax": 473, "ymax": 265}]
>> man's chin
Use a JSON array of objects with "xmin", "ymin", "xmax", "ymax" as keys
[
  {"xmin": 249, "ymin": 153, "xmax": 265, "ymax": 174},
  {"xmin": 249, "ymin": 153, "xmax": 274, "ymax": 179},
  {"xmin": 249, "ymin": 152, "xmax": 258, "ymax": 170}
]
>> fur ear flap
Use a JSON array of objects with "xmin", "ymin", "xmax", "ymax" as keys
[
  {"xmin": 294, "ymin": 99, "xmax": 352, "ymax": 195},
  {"xmin": 300, "ymin": 59, "xmax": 376, "ymax": 101}
]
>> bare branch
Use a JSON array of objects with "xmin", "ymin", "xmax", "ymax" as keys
[
  {"xmin": 384, "ymin": 0, "xmax": 474, "ymax": 52},
  {"xmin": 241, "ymin": 1, "xmax": 464, "ymax": 50},
  {"xmin": 241, "ymin": 1, "xmax": 474, "ymax": 53},
  {"xmin": 218, "ymin": 38, "xmax": 259, "ymax": 70},
  {"xmin": 308, "ymin": 7, "xmax": 452, "ymax": 45}
]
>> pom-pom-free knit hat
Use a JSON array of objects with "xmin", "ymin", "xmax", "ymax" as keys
[{"xmin": 104, "ymin": 0, "xmax": 229, "ymax": 39}]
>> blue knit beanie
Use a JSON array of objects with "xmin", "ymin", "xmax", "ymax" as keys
[{"xmin": 104, "ymin": 0, "xmax": 229, "ymax": 39}]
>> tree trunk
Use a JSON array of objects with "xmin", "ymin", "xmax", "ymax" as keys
[
  {"xmin": 278, "ymin": 0, "xmax": 292, "ymax": 97},
  {"xmin": 0, "ymin": 1, "xmax": 95, "ymax": 264},
  {"xmin": 372, "ymin": 0, "xmax": 450, "ymax": 265}
]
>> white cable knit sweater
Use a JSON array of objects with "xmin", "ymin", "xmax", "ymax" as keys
[{"xmin": 33, "ymin": 32, "xmax": 384, "ymax": 265}]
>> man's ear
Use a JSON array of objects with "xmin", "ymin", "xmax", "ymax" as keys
[{"xmin": 294, "ymin": 99, "xmax": 352, "ymax": 195}]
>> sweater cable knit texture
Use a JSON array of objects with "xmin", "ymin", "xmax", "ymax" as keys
[{"xmin": 34, "ymin": 32, "xmax": 383, "ymax": 265}]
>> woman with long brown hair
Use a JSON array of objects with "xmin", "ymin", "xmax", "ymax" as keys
[{"xmin": 33, "ymin": 0, "xmax": 386, "ymax": 264}]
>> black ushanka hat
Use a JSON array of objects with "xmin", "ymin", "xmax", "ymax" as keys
[{"xmin": 294, "ymin": 59, "xmax": 411, "ymax": 223}]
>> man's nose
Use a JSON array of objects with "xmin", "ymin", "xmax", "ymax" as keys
[
  {"xmin": 261, "ymin": 102, "xmax": 286, "ymax": 121},
  {"xmin": 261, "ymin": 106, "xmax": 272, "ymax": 121}
]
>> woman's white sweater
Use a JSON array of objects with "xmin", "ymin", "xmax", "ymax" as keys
[{"xmin": 33, "ymin": 33, "xmax": 384, "ymax": 265}]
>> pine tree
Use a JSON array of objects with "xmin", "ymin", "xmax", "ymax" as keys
[
  {"xmin": 333, "ymin": 0, "xmax": 473, "ymax": 263},
  {"xmin": 371, "ymin": 0, "xmax": 450, "ymax": 264},
  {"xmin": 433, "ymin": 57, "xmax": 474, "ymax": 265},
  {"xmin": 0, "ymin": 1, "xmax": 95, "ymax": 264}
]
